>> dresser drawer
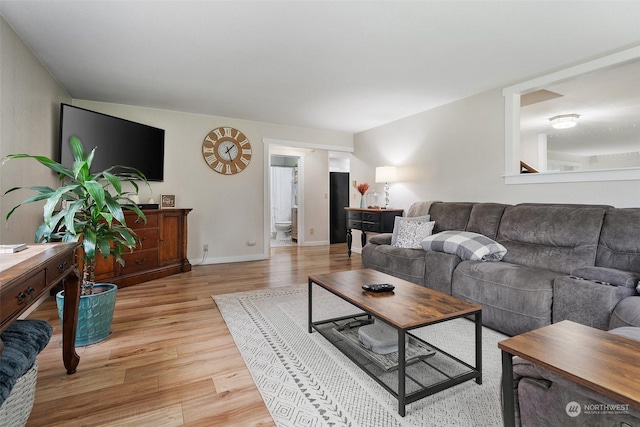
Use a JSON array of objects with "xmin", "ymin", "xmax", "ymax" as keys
[
  {"xmin": 347, "ymin": 211, "xmax": 362, "ymax": 220},
  {"xmin": 0, "ymin": 270, "xmax": 46, "ymax": 321},
  {"xmin": 45, "ymin": 252, "xmax": 75, "ymax": 286},
  {"xmin": 347, "ymin": 219, "xmax": 363, "ymax": 230},
  {"xmin": 128, "ymin": 212, "xmax": 158, "ymax": 229},
  {"xmin": 362, "ymin": 212, "xmax": 381, "ymax": 222},
  {"xmin": 362, "ymin": 222, "xmax": 382, "ymax": 232},
  {"xmin": 121, "ymin": 249, "xmax": 159, "ymax": 275},
  {"xmin": 134, "ymin": 228, "xmax": 159, "ymax": 251}
]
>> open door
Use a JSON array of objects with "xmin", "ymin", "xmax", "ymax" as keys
[{"xmin": 329, "ymin": 172, "xmax": 349, "ymax": 244}]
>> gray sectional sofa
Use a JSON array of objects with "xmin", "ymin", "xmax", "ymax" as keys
[
  {"xmin": 361, "ymin": 201, "xmax": 640, "ymax": 336},
  {"xmin": 363, "ymin": 200, "xmax": 640, "ymax": 427}
]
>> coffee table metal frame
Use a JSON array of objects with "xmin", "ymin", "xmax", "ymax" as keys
[{"xmin": 308, "ymin": 274, "xmax": 483, "ymax": 416}]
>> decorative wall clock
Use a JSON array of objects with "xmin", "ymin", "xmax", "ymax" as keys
[{"xmin": 201, "ymin": 126, "xmax": 252, "ymax": 175}]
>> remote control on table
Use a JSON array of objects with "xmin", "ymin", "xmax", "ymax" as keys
[{"xmin": 362, "ymin": 283, "xmax": 395, "ymax": 292}]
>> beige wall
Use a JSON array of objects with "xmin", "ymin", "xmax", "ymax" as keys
[
  {"xmin": 0, "ymin": 17, "xmax": 71, "ymax": 244},
  {"xmin": 72, "ymin": 100, "xmax": 351, "ymax": 263},
  {"xmin": 354, "ymin": 88, "xmax": 640, "ymax": 213}
]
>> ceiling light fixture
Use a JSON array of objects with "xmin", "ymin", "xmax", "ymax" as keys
[{"xmin": 549, "ymin": 114, "xmax": 580, "ymax": 129}]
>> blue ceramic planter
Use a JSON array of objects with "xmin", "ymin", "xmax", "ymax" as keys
[{"xmin": 56, "ymin": 283, "xmax": 118, "ymax": 347}]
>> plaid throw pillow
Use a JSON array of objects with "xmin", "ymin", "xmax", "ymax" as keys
[{"xmin": 420, "ymin": 231, "xmax": 507, "ymax": 261}]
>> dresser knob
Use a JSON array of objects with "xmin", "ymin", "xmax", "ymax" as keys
[
  {"xmin": 58, "ymin": 261, "xmax": 68, "ymax": 272},
  {"xmin": 17, "ymin": 292, "xmax": 26, "ymax": 304},
  {"xmin": 135, "ymin": 258, "xmax": 146, "ymax": 265}
]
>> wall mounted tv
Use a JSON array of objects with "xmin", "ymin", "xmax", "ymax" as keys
[{"xmin": 58, "ymin": 104, "xmax": 165, "ymax": 181}]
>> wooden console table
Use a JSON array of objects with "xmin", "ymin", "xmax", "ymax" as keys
[
  {"xmin": 345, "ymin": 208, "xmax": 403, "ymax": 256},
  {"xmin": 0, "ymin": 243, "xmax": 82, "ymax": 374},
  {"xmin": 499, "ymin": 320, "xmax": 640, "ymax": 427}
]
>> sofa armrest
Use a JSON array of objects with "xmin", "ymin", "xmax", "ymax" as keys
[
  {"xmin": 570, "ymin": 266, "xmax": 640, "ymax": 288},
  {"xmin": 553, "ymin": 276, "xmax": 636, "ymax": 330},
  {"xmin": 610, "ymin": 296, "xmax": 640, "ymax": 329},
  {"xmin": 368, "ymin": 233, "xmax": 392, "ymax": 246}
]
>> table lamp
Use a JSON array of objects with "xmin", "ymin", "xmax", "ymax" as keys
[{"xmin": 375, "ymin": 166, "xmax": 397, "ymax": 209}]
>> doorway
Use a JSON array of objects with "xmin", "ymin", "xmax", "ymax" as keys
[
  {"xmin": 329, "ymin": 172, "xmax": 349, "ymax": 243},
  {"xmin": 270, "ymin": 155, "xmax": 299, "ymax": 247}
]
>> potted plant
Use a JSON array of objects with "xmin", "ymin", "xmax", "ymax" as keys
[{"xmin": 2, "ymin": 136, "xmax": 148, "ymax": 346}]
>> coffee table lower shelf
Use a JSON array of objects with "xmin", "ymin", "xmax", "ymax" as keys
[{"xmin": 311, "ymin": 314, "xmax": 481, "ymax": 415}]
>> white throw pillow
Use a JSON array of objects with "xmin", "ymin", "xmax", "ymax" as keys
[
  {"xmin": 393, "ymin": 220, "xmax": 435, "ymax": 249},
  {"xmin": 391, "ymin": 215, "xmax": 430, "ymax": 246}
]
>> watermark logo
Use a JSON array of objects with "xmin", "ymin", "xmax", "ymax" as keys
[
  {"xmin": 565, "ymin": 401, "xmax": 630, "ymax": 418},
  {"xmin": 566, "ymin": 401, "xmax": 581, "ymax": 417}
]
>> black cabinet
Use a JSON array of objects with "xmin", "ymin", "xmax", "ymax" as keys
[{"xmin": 345, "ymin": 208, "xmax": 403, "ymax": 256}]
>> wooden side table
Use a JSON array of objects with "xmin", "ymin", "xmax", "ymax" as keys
[
  {"xmin": 1, "ymin": 243, "xmax": 82, "ymax": 374},
  {"xmin": 345, "ymin": 208, "xmax": 403, "ymax": 256},
  {"xmin": 499, "ymin": 320, "xmax": 640, "ymax": 427}
]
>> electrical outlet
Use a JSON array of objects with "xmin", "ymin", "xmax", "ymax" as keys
[
  {"xmin": 310, "ymin": 227, "xmax": 314, "ymax": 235},
  {"xmin": 203, "ymin": 244, "xmax": 208, "ymax": 251}
]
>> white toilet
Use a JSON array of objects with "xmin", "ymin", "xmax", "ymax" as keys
[{"xmin": 274, "ymin": 221, "xmax": 292, "ymax": 240}]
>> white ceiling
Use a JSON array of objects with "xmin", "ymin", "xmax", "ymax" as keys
[{"xmin": 2, "ymin": 1, "xmax": 640, "ymax": 134}]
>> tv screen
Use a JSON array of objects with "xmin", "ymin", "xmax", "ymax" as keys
[{"xmin": 59, "ymin": 104, "xmax": 165, "ymax": 181}]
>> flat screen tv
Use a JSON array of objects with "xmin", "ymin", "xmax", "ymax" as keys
[{"xmin": 58, "ymin": 104, "xmax": 165, "ymax": 181}]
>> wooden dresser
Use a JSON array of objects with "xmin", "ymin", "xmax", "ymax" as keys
[{"xmin": 87, "ymin": 208, "xmax": 192, "ymax": 289}]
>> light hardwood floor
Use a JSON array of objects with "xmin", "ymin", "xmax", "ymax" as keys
[{"xmin": 26, "ymin": 244, "xmax": 362, "ymax": 426}]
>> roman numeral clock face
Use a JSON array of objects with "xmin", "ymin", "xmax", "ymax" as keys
[{"xmin": 202, "ymin": 127, "xmax": 252, "ymax": 175}]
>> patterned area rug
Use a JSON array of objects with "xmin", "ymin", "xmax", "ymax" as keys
[{"xmin": 213, "ymin": 285, "xmax": 506, "ymax": 426}]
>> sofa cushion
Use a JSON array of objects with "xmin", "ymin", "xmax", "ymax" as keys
[
  {"xmin": 391, "ymin": 215, "xmax": 430, "ymax": 246},
  {"xmin": 496, "ymin": 205, "xmax": 606, "ymax": 274},
  {"xmin": 421, "ymin": 231, "xmax": 507, "ymax": 261},
  {"xmin": 465, "ymin": 203, "xmax": 508, "ymax": 239},
  {"xmin": 361, "ymin": 244, "xmax": 429, "ymax": 286},
  {"xmin": 596, "ymin": 208, "xmax": 640, "ymax": 274},
  {"xmin": 452, "ymin": 261, "xmax": 557, "ymax": 336},
  {"xmin": 406, "ymin": 200, "xmax": 439, "ymax": 217},
  {"xmin": 428, "ymin": 202, "xmax": 474, "ymax": 233}
]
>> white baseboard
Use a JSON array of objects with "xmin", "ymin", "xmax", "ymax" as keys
[
  {"xmin": 301, "ymin": 240, "xmax": 330, "ymax": 246},
  {"xmin": 191, "ymin": 253, "xmax": 269, "ymax": 265}
]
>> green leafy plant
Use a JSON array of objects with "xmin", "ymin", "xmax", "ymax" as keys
[{"xmin": 2, "ymin": 136, "xmax": 149, "ymax": 295}]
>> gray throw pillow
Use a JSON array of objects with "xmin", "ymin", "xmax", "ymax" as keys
[{"xmin": 391, "ymin": 215, "xmax": 430, "ymax": 245}]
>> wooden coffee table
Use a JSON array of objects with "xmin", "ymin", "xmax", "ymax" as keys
[
  {"xmin": 308, "ymin": 269, "xmax": 482, "ymax": 416},
  {"xmin": 499, "ymin": 320, "xmax": 640, "ymax": 427}
]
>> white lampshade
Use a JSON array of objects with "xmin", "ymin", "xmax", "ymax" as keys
[
  {"xmin": 375, "ymin": 166, "xmax": 397, "ymax": 183},
  {"xmin": 549, "ymin": 114, "xmax": 580, "ymax": 129}
]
